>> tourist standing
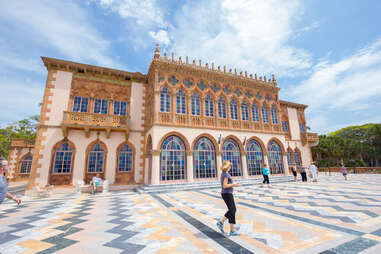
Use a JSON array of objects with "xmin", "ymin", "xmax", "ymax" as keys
[
  {"xmin": 310, "ymin": 162, "xmax": 318, "ymax": 182},
  {"xmin": 291, "ymin": 165, "xmax": 297, "ymax": 181},
  {"xmin": 300, "ymin": 166, "xmax": 307, "ymax": 182},
  {"xmin": 341, "ymin": 164, "xmax": 348, "ymax": 180},
  {"xmin": 0, "ymin": 158, "xmax": 22, "ymax": 205},
  {"xmin": 262, "ymin": 162, "xmax": 270, "ymax": 187},
  {"xmin": 216, "ymin": 161, "xmax": 240, "ymax": 236}
]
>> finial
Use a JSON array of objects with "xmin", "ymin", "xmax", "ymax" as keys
[
  {"xmin": 154, "ymin": 44, "xmax": 160, "ymax": 59},
  {"xmin": 255, "ymin": 73, "xmax": 257, "ymax": 80},
  {"xmin": 272, "ymin": 74, "xmax": 277, "ymax": 86},
  {"xmin": 205, "ymin": 63, "xmax": 209, "ymax": 69},
  {"xmin": 224, "ymin": 66, "xmax": 226, "ymax": 73},
  {"xmin": 186, "ymin": 56, "xmax": 189, "ymax": 64},
  {"xmin": 264, "ymin": 75, "xmax": 267, "ymax": 83},
  {"xmin": 193, "ymin": 60, "xmax": 196, "ymax": 65},
  {"xmin": 234, "ymin": 68, "xmax": 237, "ymax": 75},
  {"xmin": 163, "ymin": 52, "xmax": 167, "ymax": 60},
  {"xmin": 259, "ymin": 76, "xmax": 262, "ymax": 81},
  {"xmin": 199, "ymin": 59, "xmax": 202, "ymax": 66},
  {"xmin": 250, "ymin": 74, "xmax": 253, "ymax": 79},
  {"xmin": 212, "ymin": 63, "xmax": 214, "ymax": 70},
  {"xmin": 245, "ymin": 71, "xmax": 248, "ymax": 78},
  {"xmin": 171, "ymin": 52, "xmax": 174, "ymax": 61},
  {"xmin": 229, "ymin": 68, "xmax": 232, "ymax": 73},
  {"xmin": 218, "ymin": 66, "xmax": 221, "ymax": 71},
  {"xmin": 240, "ymin": 71, "xmax": 243, "ymax": 77},
  {"xmin": 179, "ymin": 56, "xmax": 182, "ymax": 64}
]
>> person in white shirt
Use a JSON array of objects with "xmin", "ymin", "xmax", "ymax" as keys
[
  {"xmin": 90, "ymin": 173, "xmax": 102, "ymax": 194},
  {"xmin": 310, "ymin": 162, "xmax": 318, "ymax": 182},
  {"xmin": 0, "ymin": 158, "xmax": 22, "ymax": 205}
]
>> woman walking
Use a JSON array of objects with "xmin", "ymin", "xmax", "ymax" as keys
[
  {"xmin": 216, "ymin": 161, "xmax": 240, "ymax": 236},
  {"xmin": 341, "ymin": 164, "xmax": 348, "ymax": 180},
  {"xmin": 262, "ymin": 162, "xmax": 270, "ymax": 187}
]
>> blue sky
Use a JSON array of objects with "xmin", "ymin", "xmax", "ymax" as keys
[{"xmin": 1, "ymin": 0, "xmax": 381, "ymax": 134}]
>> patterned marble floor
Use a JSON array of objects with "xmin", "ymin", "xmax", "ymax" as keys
[{"xmin": 1, "ymin": 174, "xmax": 381, "ymax": 254}]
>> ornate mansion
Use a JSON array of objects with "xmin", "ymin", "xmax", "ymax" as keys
[{"xmin": 7, "ymin": 45, "xmax": 319, "ymax": 191}]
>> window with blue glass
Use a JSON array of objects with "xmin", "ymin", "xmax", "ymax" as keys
[
  {"xmin": 246, "ymin": 140, "xmax": 263, "ymax": 176},
  {"xmin": 118, "ymin": 143, "xmax": 133, "ymax": 172},
  {"xmin": 160, "ymin": 136, "xmax": 186, "ymax": 181},
  {"xmin": 241, "ymin": 102, "xmax": 249, "ymax": 121},
  {"xmin": 191, "ymin": 92, "xmax": 201, "ymax": 116},
  {"xmin": 218, "ymin": 96, "xmax": 227, "ymax": 119},
  {"xmin": 287, "ymin": 150, "xmax": 293, "ymax": 165},
  {"xmin": 205, "ymin": 94, "xmax": 214, "ymax": 117},
  {"xmin": 230, "ymin": 99, "xmax": 238, "ymax": 120},
  {"xmin": 87, "ymin": 143, "xmax": 105, "ymax": 173},
  {"xmin": 20, "ymin": 155, "xmax": 33, "ymax": 174},
  {"xmin": 73, "ymin": 96, "xmax": 89, "ymax": 112},
  {"xmin": 271, "ymin": 105, "xmax": 278, "ymax": 124},
  {"xmin": 94, "ymin": 99, "xmax": 108, "ymax": 114},
  {"xmin": 267, "ymin": 140, "xmax": 284, "ymax": 174},
  {"xmin": 300, "ymin": 123, "xmax": 305, "ymax": 133},
  {"xmin": 222, "ymin": 138, "xmax": 242, "ymax": 177},
  {"xmin": 160, "ymin": 87, "xmax": 171, "ymax": 112},
  {"xmin": 176, "ymin": 89, "xmax": 186, "ymax": 114},
  {"xmin": 114, "ymin": 101, "xmax": 127, "ymax": 116},
  {"xmin": 252, "ymin": 103, "xmax": 259, "ymax": 122},
  {"xmin": 193, "ymin": 137, "xmax": 216, "ymax": 179},
  {"xmin": 53, "ymin": 142, "xmax": 73, "ymax": 173},
  {"xmin": 262, "ymin": 105, "xmax": 269, "ymax": 123},
  {"xmin": 294, "ymin": 150, "xmax": 301, "ymax": 166},
  {"xmin": 282, "ymin": 121, "xmax": 288, "ymax": 132}
]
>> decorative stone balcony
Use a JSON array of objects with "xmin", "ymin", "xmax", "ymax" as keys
[
  {"xmin": 62, "ymin": 111, "xmax": 130, "ymax": 138},
  {"xmin": 307, "ymin": 132, "xmax": 319, "ymax": 145}
]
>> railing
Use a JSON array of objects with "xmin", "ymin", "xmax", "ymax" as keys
[
  {"xmin": 306, "ymin": 132, "xmax": 319, "ymax": 142},
  {"xmin": 63, "ymin": 111, "xmax": 129, "ymax": 128},
  {"xmin": 11, "ymin": 139, "xmax": 35, "ymax": 147}
]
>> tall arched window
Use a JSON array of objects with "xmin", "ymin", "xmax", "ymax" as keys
[
  {"xmin": 230, "ymin": 99, "xmax": 238, "ymax": 120},
  {"xmin": 160, "ymin": 136, "xmax": 186, "ymax": 181},
  {"xmin": 191, "ymin": 92, "xmax": 201, "ymax": 116},
  {"xmin": 88, "ymin": 143, "xmax": 105, "ymax": 173},
  {"xmin": 267, "ymin": 140, "xmax": 284, "ymax": 174},
  {"xmin": 294, "ymin": 150, "xmax": 301, "ymax": 166},
  {"xmin": 246, "ymin": 140, "xmax": 263, "ymax": 176},
  {"xmin": 20, "ymin": 155, "xmax": 33, "ymax": 174},
  {"xmin": 287, "ymin": 149, "xmax": 293, "ymax": 166},
  {"xmin": 222, "ymin": 138, "xmax": 242, "ymax": 177},
  {"xmin": 252, "ymin": 103, "xmax": 259, "ymax": 122},
  {"xmin": 241, "ymin": 102, "xmax": 249, "ymax": 121},
  {"xmin": 218, "ymin": 96, "xmax": 227, "ymax": 119},
  {"xmin": 53, "ymin": 142, "xmax": 73, "ymax": 173},
  {"xmin": 205, "ymin": 94, "xmax": 214, "ymax": 117},
  {"xmin": 160, "ymin": 87, "xmax": 171, "ymax": 112},
  {"xmin": 271, "ymin": 105, "xmax": 278, "ymax": 124},
  {"xmin": 193, "ymin": 137, "xmax": 216, "ymax": 179},
  {"xmin": 117, "ymin": 143, "xmax": 134, "ymax": 172},
  {"xmin": 176, "ymin": 89, "xmax": 186, "ymax": 114},
  {"xmin": 262, "ymin": 105, "xmax": 269, "ymax": 123}
]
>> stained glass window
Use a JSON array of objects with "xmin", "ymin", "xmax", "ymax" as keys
[
  {"xmin": 294, "ymin": 150, "xmax": 301, "ymax": 166},
  {"xmin": 267, "ymin": 140, "xmax": 284, "ymax": 174},
  {"xmin": 262, "ymin": 105, "xmax": 269, "ymax": 123},
  {"xmin": 252, "ymin": 103, "xmax": 259, "ymax": 122},
  {"xmin": 87, "ymin": 143, "xmax": 104, "ymax": 173},
  {"xmin": 287, "ymin": 150, "xmax": 293, "ymax": 165},
  {"xmin": 73, "ymin": 96, "xmax": 88, "ymax": 112},
  {"xmin": 160, "ymin": 87, "xmax": 171, "ymax": 112},
  {"xmin": 241, "ymin": 102, "xmax": 249, "ymax": 121},
  {"xmin": 230, "ymin": 99, "xmax": 238, "ymax": 120},
  {"xmin": 53, "ymin": 142, "xmax": 73, "ymax": 173},
  {"xmin": 205, "ymin": 94, "xmax": 214, "ymax": 117},
  {"xmin": 222, "ymin": 138, "xmax": 242, "ymax": 177},
  {"xmin": 218, "ymin": 96, "xmax": 227, "ymax": 119},
  {"xmin": 118, "ymin": 144, "xmax": 133, "ymax": 172},
  {"xmin": 94, "ymin": 99, "xmax": 108, "ymax": 114},
  {"xmin": 191, "ymin": 92, "xmax": 201, "ymax": 116},
  {"xmin": 20, "ymin": 155, "xmax": 32, "ymax": 174},
  {"xmin": 176, "ymin": 89, "xmax": 186, "ymax": 114},
  {"xmin": 193, "ymin": 137, "xmax": 216, "ymax": 179},
  {"xmin": 160, "ymin": 136, "xmax": 186, "ymax": 181},
  {"xmin": 246, "ymin": 140, "xmax": 263, "ymax": 176},
  {"xmin": 114, "ymin": 101, "xmax": 127, "ymax": 116},
  {"xmin": 282, "ymin": 121, "xmax": 288, "ymax": 132},
  {"xmin": 271, "ymin": 105, "xmax": 278, "ymax": 124}
]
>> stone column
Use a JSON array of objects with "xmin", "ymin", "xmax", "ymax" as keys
[
  {"xmin": 153, "ymin": 91, "xmax": 160, "ymax": 123},
  {"xmin": 216, "ymin": 152, "xmax": 222, "ymax": 180},
  {"xmin": 151, "ymin": 150, "xmax": 160, "ymax": 185},
  {"xmin": 242, "ymin": 152, "xmax": 248, "ymax": 179},
  {"xmin": 264, "ymin": 154, "xmax": 269, "ymax": 169},
  {"xmin": 283, "ymin": 155, "xmax": 290, "ymax": 176},
  {"xmin": 187, "ymin": 151, "xmax": 194, "ymax": 183}
]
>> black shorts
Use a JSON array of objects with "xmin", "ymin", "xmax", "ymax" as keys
[{"xmin": 292, "ymin": 171, "xmax": 297, "ymax": 176}]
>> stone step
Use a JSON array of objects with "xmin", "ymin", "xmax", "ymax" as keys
[{"xmin": 135, "ymin": 176, "xmax": 293, "ymax": 194}]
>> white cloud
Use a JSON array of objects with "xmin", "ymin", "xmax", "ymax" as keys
[{"xmin": 149, "ymin": 30, "xmax": 170, "ymax": 45}]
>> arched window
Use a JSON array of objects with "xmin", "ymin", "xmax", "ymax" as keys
[
  {"xmin": 160, "ymin": 136, "xmax": 186, "ymax": 181},
  {"xmin": 241, "ymin": 102, "xmax": 249, "ymax": 121},
  {"xmin": 271, "ymin": 105, "xmax": 278, "ymax": 124},
  {"xmin": 230, "ymin": 99, "xmax": 238, "ymax": 120},
  {"xmin": 252, "ymin": 103, "xmax": 259, "ymax": 122},
  {"xmin": 246, "ymin": 140, "xmax": 263, "ymax": 176},
  {"xmin": 53, "ymin": 142, "xmax": 73, "ymax": 173},
  {"xmin": 267, "ymin": 140, "xmax": 284, "ymax": 174},
  {"xmin": 160, "ymin": 87, "xmax": 171, "ymax": 112},
  {"xmin": 87, "ymin": 143, "xmax": 105, "ymax": 173},
  {"xmin": 191, "ymin": 92, "xmax": 201, "ymax": 116},
  {"xmin": 20, "ymin": 155, "xmax": 32, "ymax": 174},
  {"xmin": 222, "ymin": 138, "xmax": 242, "ymax": 177},
  {"xmin": 262, "ymin": 105, "xmax": 269, "ymax": 123},
  {"xmin": 118, "ymin": 143, "xmax": 134, "ymax": 172},
  {"xmin": 176, "ymin": 89, "xmax": 186, "ymax": 114},
  {"xmin": 218, "ymin": 96, "xmax": 227, "ymax": 119},
  {"xmin": 193, "ymin": 137, "xmax": 216, "ymax": 179},
  {"xmin": 287, "ymin": 150, "xmax": 293, "ymax": 166},
  {"xmin": 205, "ymin": 94, "xmax": 214, "ymax": 117},
  {"xmin": 294, "ymin": 150, "xmax": 301, "ymax": 166}
]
